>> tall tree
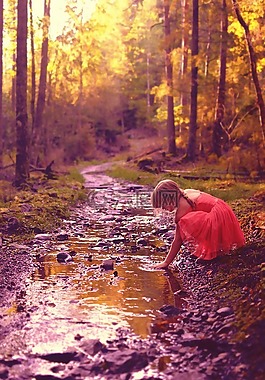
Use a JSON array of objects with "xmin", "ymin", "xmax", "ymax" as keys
[
  {"xmin": 232, "ymin": 0, "xmax": 265, "ymax": 142},
  {"xmin": 0, "ymin": 0, "xmax": 3, "ymax": 167},
  {"xmin": 212, "ymin": 0, "xmax": 228, "ymax": 157},
  {"xmin": 186, "ymin": 0, "xmax": 198, "ymax": 161},
  {"xmin": 33, "ymin": 0, "xmax": 51, "ymax": 157},
  {"xmin": 15, "ymin": 0, "xmax": 29, "ymax": 186},
  {"xmin": 29, "ymin": 0, "xmax": 36, "ymax": 133},
  {"xmin": 164, "ymin": 0, "xmax": 176, "ymax": 155},
  {"xmin": 180, "ymin": 0, "xmax": 189, "ymax": 108}
]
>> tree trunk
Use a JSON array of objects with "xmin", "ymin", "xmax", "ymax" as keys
[
  {"xmin": 15, "ymin": 0, "xmax": 29, "ymax": 186},
  {"xmin": 186, "ymin": 0, "xmax": 198, "ymax": 161},
  {"xmin": 34, "ymin": 0, "xmax": 51, "ymax": 157},
  {"xmin": 164, "ymin": 0, "xmax": 176, "ymax": 155},
  {"xmin": 179, "ymin": 0, "xmax": 189, "ymax": 136},
  {"xmin": 0, "ymin": 0, "xmax": 3, "ymax": 167},
  {"xmin": 232, "ymin": 0, "xmax": 265, "ymax": 142},
  {"xmin": 12, "ymin": 52, "xmax": 16, "ymax": 112},
  {"xmin": 29, "ymin": 0, "xmax": 36, "ymax": 134},
  {"xmin": 180, "ymin": 0, "xmax": 189, "ymax": 107},
  {"xmin": 212, "ymin": 0, "xmax": 228, "ymax": 157}
]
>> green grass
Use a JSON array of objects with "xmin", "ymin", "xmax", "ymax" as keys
[
  {"xmin": 64, "ymin": 167, "xmax": 86, "ymax": 184},
  {"xmin": 107, "ymin": 164, "xmax": 157, "ymax": 185},
  {"xmin": 107, "ymin": 163, "xmax": 265, "ymax": 202}
]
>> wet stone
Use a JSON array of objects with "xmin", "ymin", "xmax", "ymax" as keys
[
  {"xmin": 103, "ymin": 349, "xmax": 149, "ymax": 374},
  {"xmin": 216, "ymin": 323, "xmax": 234, "ymax": 335},
  {"xmin": 217, "ymin": 307, "xmax": 233, "ymax": 316},
  {"xmin": 79, "ymin": 339, "xmax": 106, "ymax": 356},
  {"xmin": 160, "ymin": 304, "xmax": 181, "ymax": 316},
  {"xmin": 101, "ymin": 259, "xmax": 114, "ymax": 270},
  {"xmin": 34, "ymin": 233, "xmax": 52, "ymax": 241},
  {"xmin": 56, "ymin": 232, "xmax": 69, "ymax": 241},
  {"xmin": 136, "ymin": 238, "xmax": 149, "ymax": 246},
  {"xmin": 39, "ymin": 351, "xmax": 81, "ymax": 364},
  {"xmin": 110, "ymin": 236, "xmax": 126, "ymax": 244},
  {"xmin": 56, "ymin": 252, "xmax": 73, "ymax": 263}
]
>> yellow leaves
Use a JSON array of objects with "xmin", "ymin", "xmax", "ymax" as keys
[
  {"xmin": 151, "ymin": 83, "xmax": 168, "ymax": 101},
  {"xmin": 257, "ymin": 58, "xmax": 265, "ymax": 73}
]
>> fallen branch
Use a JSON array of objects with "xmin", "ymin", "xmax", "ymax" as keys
[
  {"xmin": 128, "ymin": 147, "xmax": 163, "ymax": 161},
  {"xmin": 30, "ymin": 160, "xmax": 57, "ymax": 179}
]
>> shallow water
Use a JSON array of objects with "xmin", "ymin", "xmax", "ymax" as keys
[
  {"xmin": 3, "ymin": 168, "xmax": 186, "ymax": 357},
  {"xmin": 22, "ymin": 232, "xmax": 185, "ymax": 355}
]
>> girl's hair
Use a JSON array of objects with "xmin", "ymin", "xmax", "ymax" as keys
[{"xmin": 151, "ymin": 179, "xmax": 195, "ymax": 209}]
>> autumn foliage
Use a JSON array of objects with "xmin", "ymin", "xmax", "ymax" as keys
[{"xmin": 0, "ymin": 0, "xmax": 264, "ymax": 178}]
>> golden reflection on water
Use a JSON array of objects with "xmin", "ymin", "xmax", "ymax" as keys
[{"xmin": 31, "ymin": 236, "xmax": 185, "ymax": 339}]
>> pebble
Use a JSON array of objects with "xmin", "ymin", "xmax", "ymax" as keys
[
  {"xmin": 216, "ymin": 307, "xmax": 233, "ymax": 316},
  {"xmin": 56, "ymin": 251, "xmax": 73, "ymax": 263},
  {"xmin": 101, "ymin": 259, "xmax": 114, "ymax": 270},
  {"xmin": 34, "ymin": 233, "xmax": 52, "ymax": 240}
]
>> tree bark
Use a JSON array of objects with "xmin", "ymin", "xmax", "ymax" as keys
[
  {"xmin": 186, "ymin": 0, "xmax": 198, "ymax": 161},
  {"xmin": 164, "ymin": 0, "xmax": 176, "ymax": 155},
  {"xmin": 34, "ymin": 0, "xmax": 51, "ymax": 156},
  {"xmin": 29, "ymin": 0, "xmax": 36, "ymax": 134},
  {"xmin": 180, "ymin": 0, "xmax": 189, "ymax": 107},
  {"xmin": 232, "ymin": 0, "xmax": 265, "ymax": 142},
  {"xmin": 0, "ymin": 0, "xmax": 3, "ymax": 167},
  {"xmin": 212, "ymin": 0, "xmax": 228, "ymax": 157},
  {"xmin": 15, "ymin": 0, "xmax": 29, "ymax": 186}
]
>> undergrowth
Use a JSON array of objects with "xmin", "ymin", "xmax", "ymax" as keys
[{"xmin": 0, "ymin": 169, "xmax": 87, "ymax": 241}]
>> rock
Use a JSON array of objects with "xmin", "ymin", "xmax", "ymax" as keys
[
  {"xmin": 104, "ymin": 349, "xmax": 148, "ymax": 374},
  {"xmin": 181, "ymin": 337, "xmax": 220, "ymax": 352},
  {"xmin": 136, "ymin": 238, "xmax": 148, "ymax": 246},
  {"xmin": 216, "ymin": 323, "xmax": 233, "ymax": 335},
  {"xmin": 0, "ymin": 365, "xmax": 9, "ymax": 379},
  {"xmin": 39, "ymin": 351, "xmax": 80, "ymax": 364},
  {"xmin": 160, "ymin": 304, "xmax": 181, "ymax": 316},
  {"xmin": 216, "ymin": 307, "xmax": 233, "ymax": 316},
  {"xmin": 34, "ymin": 233, "xmax": 52, "ymax": 241},
  {"xmin": 9, "ymin": 243, "xmax": 30, "ymax": 251},
  {"xmin": 7, "ymin": 217, "xmax": 20, "ymax": 232},
  {"xmin": 56, "ymin": 251, "xmax": 73, "ymax": 263},
  {"xmin": 56, "ymin": 232, "xmax": 69, "ymax": 241},
  {"xmin": 110, "ymin": 236, "xmax": 126, "ymax": 244},
  {"xmin": 79, "ymin": 339, "xmax": 105, "ymax": 356},
  {"xmin": 101, "ymin": 259, "xmax": 114, "ymax": 270}
]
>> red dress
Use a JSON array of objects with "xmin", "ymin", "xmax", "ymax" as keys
[{"xmin": 177, "ymin": 192, "xmax": 245, "ymax": 260}]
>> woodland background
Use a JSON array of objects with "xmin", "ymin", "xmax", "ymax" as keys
[{"xmin": 0, "ymin": 0, "xmax": 265, "ymax": 186}]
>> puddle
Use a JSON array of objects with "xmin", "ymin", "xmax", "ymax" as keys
[{"xmin": 25, "ymin": 236, "xmax": 185, "ymax": 353}]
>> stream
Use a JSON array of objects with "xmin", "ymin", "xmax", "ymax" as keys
[
  {"xmin": 1, "ymin": 165, "xmax": 262, "ymax": 380},
  {"xmin": 0, "ymin": 165, "xmax": 189, "ymax": 378}
]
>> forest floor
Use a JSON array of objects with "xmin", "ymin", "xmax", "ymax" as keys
[{"xmin": 0, "ymin": 135, "xmax": 264, "ymax": 379}]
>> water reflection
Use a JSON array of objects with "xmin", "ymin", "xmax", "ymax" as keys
[
  {"xmin": 23, "ymin": 174, "xmax": 188, "ymax": 354},
  {"xmin": 31, "ymin": 235, "xmax": 186, "ymax": 340}
]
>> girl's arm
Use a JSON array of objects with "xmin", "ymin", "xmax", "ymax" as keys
[{"xmin": 153, "ymin": 226, "xmax": 182, "ymax": 269}]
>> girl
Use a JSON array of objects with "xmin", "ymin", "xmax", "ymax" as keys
[{"xmin": 151, "ymin": 179, "xmax": 245, "ymax": 269}]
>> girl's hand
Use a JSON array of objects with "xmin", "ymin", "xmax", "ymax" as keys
[{"xmin": 153, "ymin": 261, "xmax": 169, "ymax": 270}]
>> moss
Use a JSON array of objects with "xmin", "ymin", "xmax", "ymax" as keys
[
  {"xmin": 210, "ymin": 237, "xmax": 265, "ymax": 344},
  {"xmin": 0, "ymin": 173, "xmax": 87, "ymax": 242}
]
